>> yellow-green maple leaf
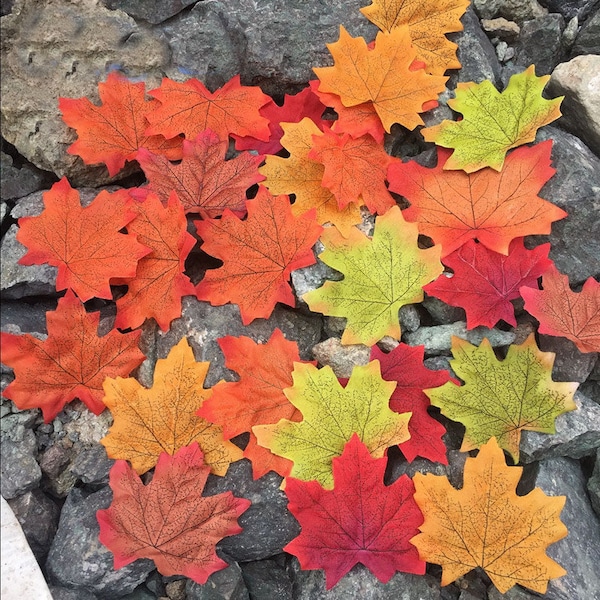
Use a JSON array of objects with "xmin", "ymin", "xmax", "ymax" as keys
[
  {"xmin": 421, "ymin": 65, "xmax": 563, "ymax": 172},
  {"xmin": 303, "ymin": 206, "xmax": 443, "ymax": 346},
  {"xmin": 253, "ymin": 361, "xmax": 410, "ymax": 489},
  {"xmin": 425, "ymin": 334, "xmax": 578, "ymax": 462}
]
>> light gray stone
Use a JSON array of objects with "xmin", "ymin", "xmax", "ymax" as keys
[
  {"xmin": 572, "ymin": 9, "xmax": 600, "ymax": 55},
  {"xmin": 516, "ymin": 14, "xmax": 566, "ymax": 75},
  {"xmin": 311, "ymin": 337, "xmax": 370, "ymax": 378},
  {"xmin": 186, "ymin": 561, "xmax": 249, "ymax": 600},
  {"xmin": 48, "ymin": 587, "xmax": 98, "ymax": 600},
  {"xmin": 0, "ymin": 428, "xmax": 41, "ymax": 499},
  {"xmin": 473, "ymin": 0, "xmax": 548, "ymax": 23}
]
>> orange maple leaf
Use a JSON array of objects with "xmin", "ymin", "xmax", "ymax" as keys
[
  {"xmin": 113, "ymin": 192, "xmax": 196, "ymax": 332},
  {"xmin": 145, "ymin": 75, "xmax": 271, "ymax": 141},
  {"xmin": 59, "ymin": 72, "xmax": 182, "ymax": 176},
  {"xmin": 521, "ymin": 265, "xmax": 600, "ymax": 353},
  {"xmin": 0, "ymin": 290, "xmax": 145, "ymax": 422},
  {"xmin": 313, "ymin": 26, "xmax": 447, "ymax": 132},
  {"xmin": 195, "ymin": 186, "xmax": 323, "ymax": 324},
  {"xmin": 16, "ymin": 178, "xmax": 150, "ymax": 302},
  {"xmin": 388, "ymin": 142, "xmax": 567, "ymax": 256}
]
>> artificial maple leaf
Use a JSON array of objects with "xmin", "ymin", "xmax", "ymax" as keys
[
  {"xmin": 313, "ymin": 26, "xmax": 447, "ymax": 132},
  {"xmin": 0, "ymin": 290, "xmax": 144, "ymax": 422},
  {"xmin": 303, "ymin": 206, "xmax": 443, "ymax": 346},
  {"xmin": 136, "ymin": 130, "xmax": 264, "ymax": 217},
  {"xmin": 412, "ymin": 437, "xmax": 568, "ymax": 594},
  {"xmin": 97, "ymin": 442, "xmax": 250, "ymax": 583},
  {"xmin": 521, "ymin": 265, "xmax": 600, "ymax": 353},
  {"xmin": 260, "ymin": 118, "xmax": 362, "ymax": 237},
  {"xmin": 197, "ymin": 329, "xmax": 308, "ymax": 479},
  {"xmin": 424, "ymin": 239, "xmax": 553, "ymax": 329},
  {"xmin": 59, "ymin": 72, "xmax": 182, "ymax": 176},
  {"xmin": 307, "ymin": 128, "xmax": 395, "ymax": 214},
  {"xmin": 421, "ymin": 66, "xmax": 563, "ymax": 172},
  {"xmin": 389, "ymin": 142, "xmax": 566, "ymax": 256},
  {"xmin": 195, "ymin": 187, "xmax": 322, "ymax": 324},
  {"xmin": 253, "ymin": 361, "xmax": 411, "ymax": 489},
  {"xmin": 360, "ymin": 0, "xmax": 469, "ymax": 75},
  {"xmin": 284, "ymin": 434, "xmax": 425, "ymax": 589},
  {"xmin": 146, "ymin": 75, "xmax": 271, "ymax": 142},
  {"xmin": 371, "ymin": 344, "xmax": 451, "ymax": 464},
  {"xmin": 16, "ymin": 178, "xmax": 150, "ymax": 302},
  {"xmin": 425, "ymin": 335, "xmax": 578, "ymax": 462},
  {"xmin": 101, "ymin": 338, "xmax": 242, "ymax": 476},
  {"xmin": 113, "ymin": 193, "xmax": 196, "ymax": 331}
]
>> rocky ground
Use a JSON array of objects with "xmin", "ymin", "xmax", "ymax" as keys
[{"xmin": 1, "ymin": 0, "xmax": 600, "ymax": 599}]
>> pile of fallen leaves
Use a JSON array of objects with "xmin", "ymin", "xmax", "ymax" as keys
[{"xmin": 2, "ymin": 0, "xmax": 599, "ymax": 595}]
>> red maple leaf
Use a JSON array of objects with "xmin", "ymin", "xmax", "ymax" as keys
[
  {"xmin": 372, "ymin": 344, "xmax": 452, "ymax": 464},
  {"xmin": 16, "ymin": 178, "xmax": 150, "ymax": 302},
  {"xmin": 284, "ymin": 434, "xmax": 425, "ymax": 589},
  {"xmin": 0, "ymin": 290, "xmax": 145, "ymax": 422},
  {"xmin": 97, "ymin": 443, "xmax": 250, "ymax": 583},
  {"xmin": 136, "ymin": 129, "xmax": 264, "ymax": 217},
  {"xmin": 424, "ymin": 239, "xmax": 553, "ymax": 329},
  {"xmin": 195, "ymin": 187, "xmax": 323, "ymax": 324}
]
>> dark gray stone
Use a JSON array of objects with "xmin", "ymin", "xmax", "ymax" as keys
[
  {"xmin": 46, "ymin": 487, "xmax": 154, "ymax": 597},
  {"xmin": 48, "ymin": 587, "xmax": 99, "ymax": 600},
  {"xmin": 0, "ymin": 299, "xmax": 55, "ymax": 335},
  {"xmin": 203, "ymin": 459, "xmax": 300, "ymax": 562},
  {"xmin": 539, "ymin": 0, "xmax": 599, "ymax": 20},
  {"xmin": 0, "ymin": 151, "xmax": 49, "ymax": 201},
  {"xmin": 102, "ymin": 0, "xmax": 196, "ymax": 24},
  {"xmin": 516, "ymin": 14, "xmax": 566, "ymax": 75},
  {"xmin": 240, "ymin": 556, "xmax": 293, "ymax": 600},
  {"xmin": 487, "ymin": 585, "xmax": 542, "ymax": 599},
  {"xmin": 588, "ymin": 449, "xmax": 600, "ymax": 516},
  {"xmin": 39, "ymin": 441, "xmax": 77, "ymax": 497},
  {"xmin": 538, "ymin": 334, "xmax": 598, "ymax": 382},
  {"xmin": 70, "ymin": 444, "xmax": 114, "ymax": 488},
  {"xmin": 422, "ymin": 296, "xmax": 466, "ymax": 325},
  {"xmin": 534, "ymin": 457, "xmax": 600, "ymax": 600},
  {"xmin": 186, "ymin": 561, "xmax": 249, "ymax": 600},
  {"xmin": 572, "ymin": 8, "xmax": 600, "ymax": 55},
  {"xmin": 473, "ymin": 0, "xmax": 548, "ymax": 22},
  {"xmin": 387, "ymin": 450, "xmax": 467, "ymax": 491},
  {"xmin": 0, "ymin": 428, "xmax": 41, "ymax": 499}
]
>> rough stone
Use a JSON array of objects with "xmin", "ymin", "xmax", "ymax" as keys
[
  {"xmin": 45, "ymin": 487, "xmax": 154, "ymax": 597},
  {"xmin": 241, "ymin": 556, "xmax": 293, "ymax": 600},
  {"xmin": 572, "ymin": 8, "xmax": 600, "ymax": 55},
  {"xmin": 0, "ymin": 151, "xmax": 50, "ymax": 201},
  {"xmin": 388, "ymin": 450, "xmax": 467, "ymax": 491},
  {"xmin": 165, "ymin": 579, "xmax": 187, "ymax": 600},
  {"xmin": 1, "ymin": 0, "xmax": 170, "ymax": 184},
  {"xmin": 538, "ymin": 334, "xmax": 598, "ymax": 382},
  {"xmin": 534, "ymin": 457, "xmax": 600, "ymax": 600},
  {"xmin": 562, "ymin": 16, "xmax": 579, "ymax": 50},
  {"xmin": 101, "ymin": 0, "xmax": 196, "ymax": 24},
  {"xmin": 548, "ymin": 55, "xmax": 600, "ymax": 156},
  {"xmin": 47, "ymin": 587, "xmax": 98, "ymax": 600},
  {"xmin": 473, "ymin": 0, "xmax": 548, "ymax": 23},
  {"xmin": 203, "ymin": 459, "xmax": 299, "ymax": 562},
  {"xmin": 516, "ymin": 14, "xmax": 566, "ymax": 75},
  {"xmin": 61, "ymin": 403, "xmax": 112, "ymax": 445},
  {"xmin": 588, "ymin": 449, "xmax": 600, "ymax": 516},
  {"xmin": 70, "ymin": 444, "xmax": 114, "ymax": 488},
  {"xmin": 311, "ymin": 337, "xmax": 370, "ymax": 378},
  {"xmin": 422, "ymin": 296, "xmax": 466, "ymax": 325},
  {"xmin": 0, "ymin": 427, "xmax": 41, "ymax": 499},
  {"xmin": 39, "ymin": 442, "xmax": 77, "ymax": 497},
  {"xmin": 0, "ymin": 299, "xmax": 55, "ymax": 336},
  {"xmin": 186, "ymin": 561, "xmax": 249, "ymax": 600},
  {"xmin": 481, "ymin": 17, "xmax": 521, "ymax": 41},
  {"xmin": 487, "ymin": 585, "xmax": 542, "ymax": 599},
  {"xmin": 539, "ymin": 0, "xmax": 599, "ymax": 20}
]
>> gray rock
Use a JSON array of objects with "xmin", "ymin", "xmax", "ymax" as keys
[
  {"xmin": 102, "ymin": 0, "xmax": 196, "ymax": 24},
  {"xmin": 241, "ymin": 556, "xmax": 293, "ymax": 600},
  {"xmin": 388, "ymin": 451, "xmax": 467, "ymax": 491},
  {"xmin": 70, "ymin": 444, "xmax": 114, "ymax": 488},
  {"xmin": 481, "ymin": 17, "xmax": 521, "ymax": 42},
  {"xmin": 0, "ymin": 299, "xmax": 55, "ymax": 335},
  {"xmin": 539, "ymin": 0, "xmax": 599, "ymax": 20},
  {"xmin": 588, "ymin": 449, "xmax": 600, "ymax": 516},
  {"xmin": 562, "ymin": 16, "xmax": 579, "ymax": 51},
  {"xmin": 186, "ymin": 561, "xmax": 249, "ymax": 600},
  {"xmin": 1, "ymin": 0, "xmax": 170, "ymax": 184},
  {"xmin": 538, "ymin": 334, "xmax": 598, "ymax": 382},
  {"xmin": 311, "ymin": 337, "xmax": 370, "ymax": 378},
  {"xmin": 404, "ymin": 322, "xmax": 516, "ymax": 355},
  {"xmin": 0, "ymin": 151, "xmax": 49, "ymax": 201},
  {"xmin": 572, "ymin": 9, "xmax": 600, "ymax": 55},
  {"xmin": 120, "ymin": 586, "xmax": 156, "ymax": 600},
  {"xmin": 488, "ymin": 585, "xmax": 542, "ymax": 599},
  {"xmin": 423, "ymin": 296, "xmax": 466, "ymax": 325},
  {"xmin": 48, "ymin": 587, "xmax": 99, "ymax": 600},
  {"xmin": 534, "ymin": 457, "xmax": 600, "ymax": 600},
  {"xmin": 203, "ymin": 459, "xmax": 300, "ymax": 562},
  {"xmin": 548, "ymin": 54, "xmax": 600, "ymax": 156},
  {"xmin": 39, "ymin": 442, "xmax": 77, "ymax": 498},
  {"xmin": 45, "ymin": 487, "xmax": 154, "ymax": 597},
  {"xmin": 516, "ymin": 14, "xmax": 566, "ymax": 75},
  {"xmin": 0, "ymin": 428, "xmax": 41, "ymax": 499},
  {"xmin": 473, "ymin": 0, "xmax": 548, "ymax": 23},
  {"xmin": 399, "ymin": 305, "xmax": 421, "ymax": 333}
]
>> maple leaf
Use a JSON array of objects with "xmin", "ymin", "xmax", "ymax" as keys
[
  {"xmin": 424, "ymin": 239, "xmax": 552, "ymax": 329},
  {"xmin": 113, "ymin": 193, "xmax": 196, "ymax": 331},
  {"xmin": 253, "ymin": 361, "xmax": 411, "ymax": 489},
  {"xmin": 97, "ymin": 442, "xmax": 250, "ymax": 583},
  {"xmin": 284, "ymin": 434, "xmax": 425, "ymax": 589},
  {"xmin": 195, "ymin": 186, "xmax": 322, "ymax": 324},
  {"xmin": 197, "ymin": 329, "xmax": 309, "ymax": 479},
  {"xmin": 0, "ymin": 290, "xmax": 144, "ymax": 422},
  {"xmin": 360, "ymin": 0, "xmax": 469, "ymax": 75},
  {"xmin": 260, "ymin": 118, "xmax": 362, "ymax": 237},
  {"xmin": 421, "ymin": 66, "xmax": 563, "ymax": 172},
  {"xmin": 16, "ymin": 178, "xmax": 150, "ymax": 302},
  {"xmin": 303, "ymin": 206, "xmax": 443, "ymax": 346},
  {"xmin": 307, "ymin": 128, "xmax": 395, "ymax": 214},
  {"xmin": 371, "ymin": 344, "xmax": 451, "ymax": 464},
  {"xmin": 313, "ymin": 26, "xmax": 447, "ymax": 132},
  {"xmin": 59, "ymin": 72, "xmax": 182, "ymax": 176},
  {"xmin": 101, "ymin": 338, "xmax": 243, "ymax": 476},
  {"xmin": 389, "ymin": 142, "xmax": 567, "ymax": 256},
  {"xmin": 412, "ymin": 437, "xmax": 568, "ymax": 594},
  {"xmin": 425, "ymin": 335, "xmax": 578, "ymax": 462},
  {"xmin": 136, "ymin": 129, "xmax": 264, "ymax": 217},
  {"xmin": 521, "ymin": 265, "xmax": 600, "ymax": 353},
  {"xmin": 146, "ymin": 75, "xmax": 271, "ymax": 142}
]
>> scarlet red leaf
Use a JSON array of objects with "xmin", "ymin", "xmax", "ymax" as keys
[
  {"xmin": 284, "ymin": 434, "xmax": 425, "ymax": 589},
  {"xmin": 97, "ymin": 443, "xmax": 250, "ymax": 583},
  {"xmin": 0, "ymin": 290, "xmax": 145, "ymax": 422}
]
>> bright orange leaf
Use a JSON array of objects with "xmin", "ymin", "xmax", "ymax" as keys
[
  {"xmin": 195, "ymin": 186, "xmax": 323, "ymax": 324},
  {"xmin": 59, "ymin": 72, "xmax": 182, "ymax": 176},
  {"xmin": 0, "ymin": 290, "xmax": 145, "ymax": 422},
  {"xmin": 16, "ymin": 178, "xmax": 150, "ymax": 302}
]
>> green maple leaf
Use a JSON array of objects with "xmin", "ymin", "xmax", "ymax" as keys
[
  {"xmin": 303, "ymin": 206, "xmax": 443, "ymax": 346},
  {"xmin": 253, "ymin": 361, "xmax": 411, "ymax": 488},
  {"xmin": 421, "ymin": 65, "xmax": 563, "ymax": 172},
  {"xmin": 425, "ymin": 334, "xmax": 578, "ymax": 461}
]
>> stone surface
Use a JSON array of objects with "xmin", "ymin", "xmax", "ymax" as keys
[
  {"xmin": 539, "ymin": 0, "xmax": 599, "ymax": 20},
  {"xmin": 241, "ymin": 556, "xmax": 293, "ymax": 600},
  {"xmin": 45, "ymin": 487, "xmax": 154, "ymax": 597},
  {"xmin": 102, "ymin": 0, "xmax": 196, "ymax": 24},
  {"xmin": 0, "ymin": 428, "xmax": 41, "ymax": 499},
  {"xmin": 388, "ymin": 450, "xmax": 467, "ymax": 491},
  {"xmin": 588, "ymin": 449, "xmax": 600, "ymax": 516},
  {"xmin": 516, "ymin": 14, "xmax": 565, "ymax": 75},
  {"xmin": 422, "ymin": 296, "xmax": 466, "ymax": 325},
  {"xmin": 538, "ymin": 334, "xmax": 598, "ymax": 382},
  {"xmin": 473, "ymin": 0, "xmax": 548, "ymax": 22},
  {"xmin": 311, "ymin": 337, "xmax": 370, "ymax": 378},
  {"xmin": 69, "ymin": 444, "xmax": 114, "ymax": 488},
  {"xmin": 0, "ymin": 151, "xmax": 50, "ymax": 201},
  {"xmin": 481, "ymin": 17, "xmax": 521, "ymax": 41},
  {"xmin": 48, "ymin": 587, "xmax": 99, "ymax": 600},
  {"xmin": 487, "ymin": 585, "xmax": 542, "ymax": 599},
  {"xmin": 186, "ymin": 561, "xmax": 249, "ymax": 600},
  {"xmin": 549, "ymin": 55, "xmax": 600, "ymax": 156},
  {"xmin": 0, "ymin": 299, "xmax": 55, "ymax": 335},
  {"xmin": 534, "ymin": 457, "xmax": 600, "ymax": 600},
  {"xmin": 572, "ymin": 8, "xmax": 600, "ymax": 55}
]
